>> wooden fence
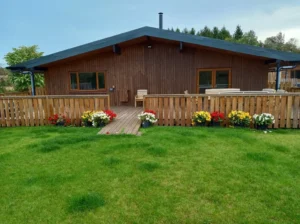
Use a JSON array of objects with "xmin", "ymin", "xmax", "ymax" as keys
[
  {"xmin": 144, "ymin": 94, "xmax": 300, "ymax": 128},
  {"xmin": 28, "ymin": 87, "xmax": 47, "ymax": 95},
  {"xmin": 0, "ymin": 87, "xmax": 46, "ymax": 97},
  {"xmin": 0, "ymin": 95, "xmax": 110, "ymax": 127}
]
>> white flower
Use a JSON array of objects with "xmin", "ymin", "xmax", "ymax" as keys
[
  {"xmin": 253, "ymin": 113, "xmax": 275, "ymax": 125},
  {"xmin": 137, "ymin": 112, "xmax": 157, "ymax": 124}
]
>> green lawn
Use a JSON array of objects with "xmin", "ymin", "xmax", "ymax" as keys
[{"xmin": 0, "ymin": 126, "xmax": 299, "ymax": 224}]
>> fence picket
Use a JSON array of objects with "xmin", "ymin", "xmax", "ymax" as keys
[
  {"xmin": 280, "ymin": 96, "xmax": 287, "ymax": 128},
  {"xmin": 180, "ymin": 97, "xmax": 185, "ymax": 126},
  {"xmin": 286, "ymin": 96, "xmax": 293, "ymax": 128},
  {"xmin": 175, "ymin": 97, "xmax": 180, "ymax": 126},
  {"xmin": 158, "ymin": 98, "xmax": 163, "ymax": 126},
  {"xmin": 33, "ymin": 98, "xmax": 39, "ymax": 126},
  {"xmin": 186, "ymin": 97, "xmax": 191, "ymax": 126},
  {"xmin": 274, "ymin": 97, "xmax": 280, "ymax": 128},
  {"xmin": 293, "ymin": 96, "xmax": 300, "ymax": 128},
  {"xmin": 169, "ymin": 97, "xmax": 174, "ymax": 126}
]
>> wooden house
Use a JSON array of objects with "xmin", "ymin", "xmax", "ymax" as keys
[{"xmin": 7, "ymin": 14, "xmax": 300, "ymax": 106}]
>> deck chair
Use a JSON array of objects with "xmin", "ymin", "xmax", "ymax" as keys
[{"xmin": 135, "ymin": 89, "xmax": 147, "ymax": 107}]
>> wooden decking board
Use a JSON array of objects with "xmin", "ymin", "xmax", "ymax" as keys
[
  {"xmin": 98, "ymin": 106, "xmax": 143, "ymax": 135},
  {"xmin": 124, "ymin": 109, "xmax": 142, "ymax": 134}
]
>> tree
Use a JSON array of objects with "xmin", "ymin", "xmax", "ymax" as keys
[
  {"xmin": 175, "ymin": 28, "xmax": 181, "ymax": 33},
  {"xmin": 212, "ymin": 27, "xmax": 220, "ymax": 39},
  {"xmin": 0, "ymin": 67, "xmax": 10, "ymax": 78},
  {"xmin": 198, "ymin": 26, "xmax": 213, "ymax": 38},
  {"xmin": 0, "ymin": 67, "xmax": 11, "ymax": 93},
  {"xmin": 238, "ymin": 30, "xmax": 259, "ymax": 46},
  {"xmin": 4, "ymin": 45, "xmax": 43, "ymax": 66},
  {"xmin": 189, "ymin": 28, "xmax": 196, "ymax": 35},
  {"xmin": 264, "ymin": 32, "xmax": 300, "ymax": 52},
  {"xmin": 4, "ymin": 45, "xmax": 44, "ymax": 91},
  {"xmin": 264, "ymin": 32, "xmax": 285, "ymax": 51},
  {"xmin": 283, "ymin": 38, "xmax": 300, "ymax": 53},
  {"xmin": 218, "ymin": 26, "xmax": 231, "ymax": 40},
  {"xmin": 233, "ymin": 25, "xmax": 243, "ymax": 40},
  {"xmin": 182, "ymin": 28, "xmax": 189, "ymax": 34}
]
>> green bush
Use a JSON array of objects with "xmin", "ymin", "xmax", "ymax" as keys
[{"xmin": 9, "ymin": 73, "xmax": 44, "ymax": 91}]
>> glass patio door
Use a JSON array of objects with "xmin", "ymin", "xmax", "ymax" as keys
[{"xmin": 197, "ymin": 69, "xmax": 231, "ymax": 93}]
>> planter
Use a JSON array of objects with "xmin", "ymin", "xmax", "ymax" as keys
[
  {"xmin": 83, "ymin": 121, "xmax": 93, "ymax": 127},
  {"xmin": 56, "ymin": 122, "xmax": 65, "ymax": 126},
  {"xmin": 94, "ymin": 122, "xmax": 106, "ymax": 128},
  {"xmin": 234, "ymin": 124, "xmax": 248, "ymax": 128},
  {"xmin": 196, "ymin": 122, "xmax": 207, "ymax": 127},
  {"xmin": 256, "ymin": 124, "xmax": 269, "ymax": 130},
  {"xmin": 141, "ymin": 120, "xmax": 151, "ymax": 128},
  {"xmin": 211, "ymin": 121, "xmax": 222, "ymax": 127}
]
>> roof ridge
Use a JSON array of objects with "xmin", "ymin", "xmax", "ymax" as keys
[{"xmin": 8, "ymin": 26, "xmax": 300, "ymax": 69}]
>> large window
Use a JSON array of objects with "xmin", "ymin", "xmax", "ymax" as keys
[
  {"xmin": 197, "ymin": 68, "xmax": 231, "ymax": 93},
  {"xmin": 70, "ymin": 72, "xmax": 106, "ymax": 91}
]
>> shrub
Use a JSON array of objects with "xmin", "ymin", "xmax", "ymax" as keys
[
  {"xmin": 192, "ymin": 111, "xmax": 211, "ymax": 126},
  {"xmin": 210, "ymin": 111, "xmax": 224, "ymax": 122},
  {"xmin": 253, "ymin": 113, "xmax": 275, "ymax": 126},
  {"xmin": 228, "ymin": 110, "xmax": 251, "ymax": 127},
  {"xmin": 48, "ymin": 114, "xmax": 71, "ymax": 126}
]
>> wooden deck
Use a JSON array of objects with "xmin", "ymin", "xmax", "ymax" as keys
[{"xmin": 98, "ymin": 106, "xmax": 143, "ymax": 135}]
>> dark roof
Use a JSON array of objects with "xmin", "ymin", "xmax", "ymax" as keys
[{"xmin": 7, "ymin": 26, "xmax": 300, "ymax": 70}]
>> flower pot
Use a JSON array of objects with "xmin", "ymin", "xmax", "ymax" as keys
[
  {"xmin": 141, "ymin": 121, "xmax": 151, "ymax": 128},
  {"xmin": 196, "ymin": 122, "xmax": 206, "ymax": 127},
  {"xmin": 211, "ymin": 121, "xmax": 221, "ymax": 127},
  {"xmin": 234, "ymin": 124, "xmax": 246, "ymax": 128},
  {"xmin": 256, "ymin": 124, "xmax": 268, "ymax": 130},
  {"xmin": 83, "ymin": 121, "xmax": 93, "ymax": 127},
  {"xmin": 93, "ymin": 122, "xmax": 106, "ymax": 128},
  {"xmin": 56, "ymin": 122, "xmax": 65, "ymax": 126}
]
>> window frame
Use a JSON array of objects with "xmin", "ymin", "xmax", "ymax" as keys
[
  {"xmin": 291, "ymin": 70, "xmax": 300, "ymax": 79},
  {"xmin": 69, "ymin": 71, "xmax": 107, "ymax": 92},
  {"xmin": 196, "ymin": 68, "xmax": 232, "ymax": 93}
]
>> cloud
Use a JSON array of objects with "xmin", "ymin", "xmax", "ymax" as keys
[{"xmin": 235, "ymin": 6, "xmax": 300, "ymax": 43}]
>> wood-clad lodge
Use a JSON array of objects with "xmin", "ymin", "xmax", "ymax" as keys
[
  {"xmin": 44, "ymin": 38, "xmax": 268, "ymax": 106},
  {"xmin": 7, "ymin": 23, "xmax": 300, "ymax": 106}
]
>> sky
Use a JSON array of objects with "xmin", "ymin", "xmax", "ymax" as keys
[{"xmin": 1, "ymin": 0, "xmax": 300, "ymax": 66}]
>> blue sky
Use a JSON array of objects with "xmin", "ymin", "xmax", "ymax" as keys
[{"xmin": 1, "ymin": 0, "xmax": 300, "ymax": 66}]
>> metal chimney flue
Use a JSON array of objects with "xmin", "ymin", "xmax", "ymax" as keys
[{"xmin": 159, "ymin": 12, "xmax": 163, "ymax": 29}]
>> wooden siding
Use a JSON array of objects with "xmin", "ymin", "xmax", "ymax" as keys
[{"xmin": 45, "ymin": 41, "xmax": 269, "ymax": 106}]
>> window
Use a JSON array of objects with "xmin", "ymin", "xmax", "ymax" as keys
[
  {"xmin": 70, "ymin": 72, "xmax": 106, "ymax": 91},
  {"xmin": 291, "ymin": 70, "xmax": 300, "ymax": 79},
  {"xmin": 197, "ymin": 68, "xmax": 231, "ymax": 93}
]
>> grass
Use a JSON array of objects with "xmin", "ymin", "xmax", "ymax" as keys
[
  {"xmin": 0, "ymin": 126, "xmax": 300, "ymax": 223},
  {"xmin": 68, "ymin": 192, "xmax": 105, "ymax": 213}
]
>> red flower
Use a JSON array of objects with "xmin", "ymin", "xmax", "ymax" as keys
[
  {"xmin": 145, "ymin": 110, "xmax": 156, "ymax": 115},
  {"xmin": 104, "ymin": 110, "xmax": 117, "ymax": 121},
  {"xmin": 106, "ymin": 132, "xmax": 110, "ymax": 135},
  {"xmin": 48, "ymin": 114, "xmax": 71, "ymax": 126},
  {"xmin": 210, "ymin": 111, "xmax": 224, "ymax": 122}
]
